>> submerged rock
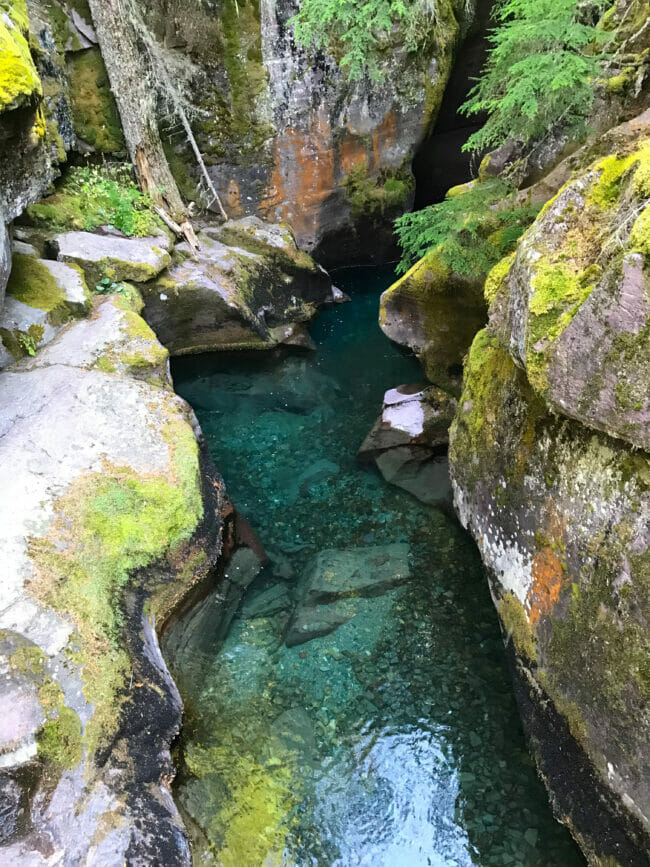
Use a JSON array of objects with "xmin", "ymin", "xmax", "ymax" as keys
[
  {"xmin": 286, "ymin": 544, "xmax": 410, "ymax": 646},
  {"xmin": 141, "ymin": 217, "xmax": 334, "ymax": 355},
  {"xmin": 360, "ymin": 384, "xmax": 456, "ymax": 504},
  {"xmin": 0, "ymin": 287, "xmax": 227, "ymax": 864}
]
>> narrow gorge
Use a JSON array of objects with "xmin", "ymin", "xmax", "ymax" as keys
[{"xmin": 0, "ymin": 1, "xmax": 648, "ymax": 866}]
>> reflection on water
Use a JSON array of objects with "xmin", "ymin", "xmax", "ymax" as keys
[{"xmin": 169, "ymin": 266, "xmax": 583, "ymax": 866}]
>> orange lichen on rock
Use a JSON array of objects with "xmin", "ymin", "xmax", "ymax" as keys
[
  {"xmin": 371, "ymin": 110, "xmax": 398, "ymax": 172},
  {"xmin": 339, "ymin": 137, "xmax": 367, "ymax": 176},
  {"xmin": 226, "ymin": 179, "xmax": 243, "ymax": 217},
  {"xmin": 261, "ymin": 108, "xmax": 335, "ymax": 244},
  {"xmin": 527, "ymin": 548, "xmax": 564, "ymax": 624}
]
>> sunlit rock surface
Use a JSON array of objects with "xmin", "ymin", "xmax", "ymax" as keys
[{"xmin": 0, "ymin": 288, "xmax": 226, "ymax": 864}]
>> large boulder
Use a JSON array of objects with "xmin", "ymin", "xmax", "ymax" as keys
[
  {"xmin": 359, "ymin": 384, "xmax": 456, "ymax": 504},
  {"xmin": 0, "ymin": 287, "xmax": 227, "ymax": 864},
  {"xmin": 0, "ymin": 252, "xmax": 91, "ymax": 367},
  {"xmin": 53, "ymin": 230, "xmax": 172, "ymax": 285},
  {"xmin": 380, "ymin": 248, "xmax": 487, "ymax": 389},
  {"xmin": 488, "ymin": 137, "xmax": 650, "ymax": 450},
  {"xmin": 141, "ymin": 217, "xmax": 336, "ymax": 355},
  {"xmin": 448, "ymin": 118, "xmax": 650, "ymax": 865},
  {"xmin": 285, "ymin": 544, "xmax": 411, "ymax": 647}
]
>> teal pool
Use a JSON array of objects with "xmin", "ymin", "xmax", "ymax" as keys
[{"xmin": 169, "ymin": 266, "xmax": 584, "ymax": 866}]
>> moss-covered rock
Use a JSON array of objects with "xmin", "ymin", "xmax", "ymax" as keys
[
  {"xmin": 449, "ymin": 327, "xmax": 650, "ymax": 863},
  {"xmin": 66, "ymin": 46, "xmax": 125, "ymax": 152},
  {"xmin": 0, "ymin": 285, "xmax": 227, "ymax": 863},
  {"xmin": 0, "ymin": 252, "xmax": 90, "ymax": 366},
  {"xmin": 0, "ymin": 2, "xmax": 41, "ymax": 112},
  {"xmin": 141, "ymin": 216, "xmax": 335, "ymax": 355},
  {"xmin": 491, "ymin": 136, "xmax": 650, "ymax": 450},
  {"xmin": 379, "ymin": 247, "xmax": 487, "ymax": 391}
]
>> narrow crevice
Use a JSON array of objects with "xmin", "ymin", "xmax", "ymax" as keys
[{"xmin": 412, "ymin": 0, "xmax": 494, "ymax": 209}]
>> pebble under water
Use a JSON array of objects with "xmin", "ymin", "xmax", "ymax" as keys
[{"xmin": 168, "ymin": 266, "xmax": 584, "ymax": 866}]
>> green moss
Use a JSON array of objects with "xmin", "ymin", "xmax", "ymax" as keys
[
  {"xmin": 526, "ymin": 261, "xmax": 599, "ymax": 394},
  {"xmin": 37, "ymin": 705, "xmax": 83, "ymax": 770},
  {"xmin": 343, "ymin": 162, "xmax": 414, "ymax": 219},
  {"xmin": 10, "ymin": 643, "xmax": 45, "ymax": 676},
  {"xmin": 1, "ymin": 0, "xmax": 29, "ymax": 33},
  {"xmin": 483, "ymin": 256, "xmax": 512, "ymax": 305},
  {"xmin": 547, "ymin": 548, "xmax": 650, "ymax": 754},
  {"xmin": 7, "ymin": 254, "xmax": 67, "ymax": 311},
  {"xmin": 629, "ymin": 203, "xmax": 650, "ymax": 255},
  {"xmin": 28, "ymin": 416, "xmax": 203, "ymax": 755},
  {"xmin": 0, "ymin": 11, "xmax": 41, "ymax": 112},
  {"xmin": 588, "ymin": 151, "xmax": 639, "ymax": 210},
  {"xmin": 498, "ymin": 592, "xmax": 537, "ymax": 661},
  {"xmin": 23, "ymin": 164, "xmax": 162, "ymax": 237},
  {"xmin": 67, "ymin": 48, "xmax": 125, "ymax": 153}
]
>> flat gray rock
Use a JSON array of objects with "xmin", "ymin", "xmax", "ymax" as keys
[{"xmin": 54, "ymin": 231, "xmax": 171, "ymax": 284}]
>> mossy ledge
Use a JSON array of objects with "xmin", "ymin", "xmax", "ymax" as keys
[{"xmin": 0, "ymin": 290, "xmax": 230, "ymax": 863}]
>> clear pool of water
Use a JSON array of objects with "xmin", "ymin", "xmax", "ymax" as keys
[{"xmin": 169, "ymin": 266, "xmax": 584, "ymax": 866}]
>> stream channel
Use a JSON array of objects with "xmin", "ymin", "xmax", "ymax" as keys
[{"xmin": 167, "ymin": 266, "xmax": 584, "ymax": 866}]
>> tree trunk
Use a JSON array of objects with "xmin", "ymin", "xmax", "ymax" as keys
[{"xmin": 86, "ymin": 0, "xmax": 187, "ymax": 224}]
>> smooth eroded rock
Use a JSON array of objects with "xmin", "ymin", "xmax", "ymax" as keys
[
  {"xmin": 0, "ymin": 286, "xmax": 226, "ymax": 864},
  {"xmin": 360, "ymin": 384, "xmax": 456, "ymax": 504},
  {"xmin": 53, "ymin": 230, "xmax": 172, "ymax": 284}
]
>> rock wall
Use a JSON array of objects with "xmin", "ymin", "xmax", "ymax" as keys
[
  {"xmin": 449, "ymin": 121, "xmax": 650, "ymax": 864},
  {"xmin": 140, "ymin": 0, "xmax": 475, "ymax": 264}
]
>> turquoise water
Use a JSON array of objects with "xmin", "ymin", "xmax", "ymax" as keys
[{"xmin": 169, "ymin": 266, "xmax": 583, "ymax": 866}]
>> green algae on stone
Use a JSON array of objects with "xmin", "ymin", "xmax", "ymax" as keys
[
  {"xmin": 498, "ymin": 592, "xmax": 537, "ymax": 662},
  {"xmin": 28, "ymin": 415, "xmax": 203, "ymax": 756},
  {"xmin": 67, "ymin": 47, "xmax": 125, "ymax": 153},
  {"xmin": 0, "ymin": 4, "xmax": 41, "ymax": 112}
]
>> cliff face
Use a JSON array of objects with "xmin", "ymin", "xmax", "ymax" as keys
[
  {"xmin": 138, "ymin": 0, "xmax": 475, "ymax": 263},
  {"xmin": 449, "ymin": 117, "xmax": 650, "ymax": 864}
]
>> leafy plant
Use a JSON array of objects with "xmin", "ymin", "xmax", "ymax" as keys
[
  {"xmin": 461, "ymin": 0, "xmax": 612, "ymax": 153},
  {"xmin": 290, "ymin": 0, "xmax": 439, "ymax": 81},
  {"xmin": 394, "ymin": 179, "xmax": 540, "ymax": 275},
  {"xmin": 94, "ymin": 277, "xmax": 127, "ymax": 295},
  {"xmin": 24, "ymin": 164, "xmax": 162, "ymax": 237},
  {"xmin": 17, "ymin": 332, "xmax": 38, "ymax": 356}
]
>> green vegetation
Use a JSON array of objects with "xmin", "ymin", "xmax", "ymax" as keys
[
  {"xmin": 290, "ymin": 0, "xmax": 438, "ymax": 80},
  {"xmin": 344, "ymin": 163, "xmax": 414, "ymax": 219},
  {"xmin": 29, "ymin": 416, "xmax": 202, "ymax": 755},
  {"xmin": 461, "ymin": 0, "xmax": 611, "ymax": 153},
  {"xmin": 24, "ymin": 164, "xmax": 162, "ymax": 237},
  {"xmin": 498, "ymin": 592, "xmax": 537, "ymax": 661},
  {"xmin": 395, "ymin": 179, "xmax": 539, "ymax": 276},
  {"xmin": 0, "ymin": 2, "xmax": 41, "ymax": 112},
  {"xmin": 67, "ymin": 47, "xmax": 125, "ymax": 153}
]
